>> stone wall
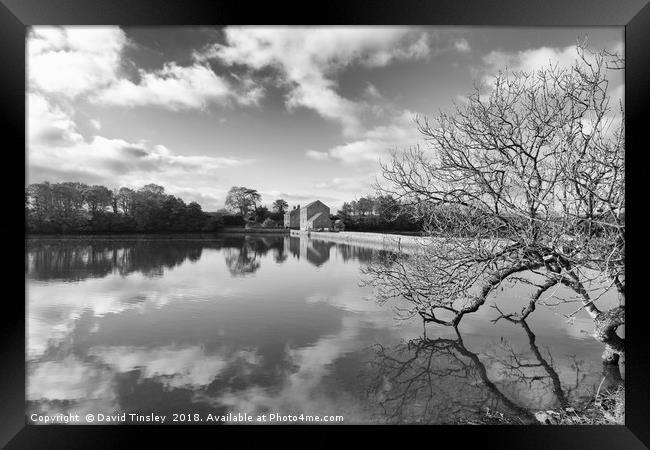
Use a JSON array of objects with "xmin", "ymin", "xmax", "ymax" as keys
[{"xmin": 289, "ymin": 230, "xmax": 427, "ymax": 254}]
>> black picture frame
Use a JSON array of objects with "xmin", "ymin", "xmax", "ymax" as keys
[{"xmin": 2, "ymin": 0, "xmax": 648, "ymax": 447}]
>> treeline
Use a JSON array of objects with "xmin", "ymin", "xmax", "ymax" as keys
[
  {"xmin": 26, "ymin": 182, "xmax": 223, "ymax": 234},
  {"xmin": 335, "ymin": 195, "xmax": 423, "ymax": 233},
  {"xmin": 335, "ymin": 195, "xmax": 568, "ymax": 238},
  {"xmin": 213, "ymin": 205, "xmax": 285, "ymax": 227}
]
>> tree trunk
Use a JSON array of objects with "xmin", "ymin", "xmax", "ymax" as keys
[{"xmin": 594, "ymin": 306, "xmax": 625, "ymax": 365}]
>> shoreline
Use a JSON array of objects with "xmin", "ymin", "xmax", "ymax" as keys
[
  {"xmin": 25, "ymin": 229, "xmax": 290, "ymax": 240},
  {"xmin": 25, "ymin": 229, "xmax": 425, "ymax": 253}
]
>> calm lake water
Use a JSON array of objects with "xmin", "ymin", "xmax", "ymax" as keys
[{"xmin": 26, "ymin": 235, "xmax": 622, "ymax": 424}]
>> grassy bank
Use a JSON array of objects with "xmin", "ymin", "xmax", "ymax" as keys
[{"xmin": 459, "ymin": 386, "xmax": 625, "ymax": 425}]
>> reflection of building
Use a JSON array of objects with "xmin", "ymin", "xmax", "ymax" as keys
[
  {"xmin": 284, "ymin": 206, "xmax": 300, "ymax": 229},
  {"xmin": 299, "ymin": 200, "xmax": 332, "ymax": 231},
  {"xmin": 288, "ymin": 236, "xmax": 301, "ymax": 259},
  {"xmin": 287, "ymin": 235, "xmax": 376, "ymax": 266},
  {"xmin": 287, "ymin": 236, "xmax": 334, "ymax": 266},
  {"xmin": 284, "ymin": 236, "xmax": 292, "ymax": 258},
  {"xmin": 299, "ymin": 238, "xmax": 334, "ymax": 267}
]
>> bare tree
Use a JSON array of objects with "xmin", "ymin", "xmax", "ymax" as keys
[{"xmin": 366, "ymin": 42, "xmax": 625, "ymax": 366}]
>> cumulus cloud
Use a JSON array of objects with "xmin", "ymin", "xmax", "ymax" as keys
[
  {"xmin": 29, "ymin": 96, "xmax": 250, "ymax": 178},
  {"xmin": 197, "ymin": 27, "xmax": 432, "ymax": 136},
  {"xmin": 309, "ymin": 109, "xmax": 421, "ymax": 165},
  {"xmin": 28, "ymin": 26, "xmax": 127, "ymax": 98},
  {"xmin": 454, "ymin": 39, "xmax": 471, "ymax": 53},
  {"xmin": 27, "ymin": 26, "xmax": 263, "ymax": 211},
  {"xmin": 481, "ymin": 43, "xmax": 623, "ymax": 89},
  {"xmin": 28, "ymin": 93, "xmax": 83, "ymax": 146},
  {"xmin": 300, "ymin": 108, "xmax": 424, "ymax": 209},
  {"xmin": 305, "ymin": 149, "xmax": 330, "ymax": 161},
  {"xmin": 27, "ymin": 94, "xmax": 252, "ymax": 203},
  {"xmin": 364, "ymin": 83, "xmax": 382, "ymax": 99},
  {"xmin": 29, "ymin": 134, "xmax": 251, "ymax": 195},
  {"xmin": 313, "ymin": 176, "xmax": 375, "ymax": 193},
  {"xmin": 94, "ymin": 62, "xmax": 263, "ymax": 110},
  {"xmin": 28, "ymin": 26, "xmax": 262, "ymax": 111},
  {"xmin": 474, "ymin": 43, "xmax": 624, "ymax": 112},
  {"xmin": 483, "ymin": 45, "xmax": 581, "ymax": 75}
]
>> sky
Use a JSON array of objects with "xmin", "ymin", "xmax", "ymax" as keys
[{"xmin": 26, "ymin": 26, "xmax": 623, "ymax": 212}]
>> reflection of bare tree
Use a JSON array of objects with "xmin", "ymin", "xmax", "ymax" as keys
[
  {"xmin": 489, "ymin": 314, "xmax": 572, "ymax": 409},
  {"xmin": 367, "ymin": 328, "xmax": 535, "ymax": 424},
  {"xmin": 490, "ymin": 308, "xmax": 623, "ymax": 404},
  {"xmin": 366, "ymin": 319, "xmax": 599, "ymax": 424}
]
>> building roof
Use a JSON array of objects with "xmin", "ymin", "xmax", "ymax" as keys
[
  {"xmin": 304, "ymin": 200, "xmax": 328, "ymax": 209},
  {"xmin": 307, "ymin": 212, "xmax": 323, "ymax": 223}
]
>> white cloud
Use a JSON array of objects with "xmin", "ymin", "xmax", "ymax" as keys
[
  {"xmin": 94, "ymin": 62, "xmax": 263, "ymax": 110},
  {"xmin": 477, "ymin": 43, "xmax": 624, "ymax": 119},
  {"xmin": 299, "ymin": 109, "xmax": 423, "ymax": 209},
  {"xmin": 198, "ymin": 27, "xmax": 432, "ymax": 137},
  {"xmin": 203, "ymin": 27, "xmax": 431, "ymax": 72},
  {"xmin": 313, "ymin": 109, "xmax": 421, "ymax": 165},
  {"xmin": 327, "ymin": 140, "xmax": 389, "ymax": 164},
  {"xmin": 28, "ymin": 26, "xmax": 263, "ymax": 111},
  {"xmin": 483, "ymin": 45, "xmax": 580, "ymax": 75},
  {"xmin": 305, "ymin": 149, "xmax": 330, "ymax": 161},
  {"xmin": 313, "ymin": 176, "xmax": 374, "ymax": 193},
  {"xmin": 28, "ymin": 26, "xmax": 127, "ymax": 98},
  {"xmin": 27, "ymin": 94, "xmax": 252, "ymax": 201},
  {"xmin": 28, "ymin": 93, "xmax": 83, "ymax": 146},
  {"xmin": 364, "ymin": 83, "xmax": 382, "ymax": 99},
  {"xmin": 31, "ymin": 132, "xmax": 249, "ymax": 181},
  {"xmin": 481, "ymin": 43, "xmax": 623, "ymax": 91},
  {"xmin": 454, "ymin": 39, "xmax": 471, "ymax": 53}
]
